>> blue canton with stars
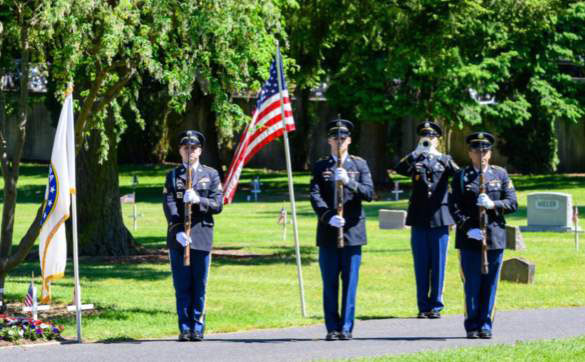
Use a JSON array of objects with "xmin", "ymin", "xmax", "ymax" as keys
[
  {"xmin": 41, "ymin": 165, "xmax": 58, "ymax": 225},
  {"xmin": 256, "ymin": 50, "xmax": 288, "ymax": 110}
]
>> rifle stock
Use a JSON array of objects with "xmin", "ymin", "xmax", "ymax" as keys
[
  {"xmin": 184, "ymin": 145, "xmax": 192, "ymax": 266},
  {"xmin": 336, "ymin": 121, "xmax": 344, "ymax": 248},
  {"xmin": 479, "ymin": 151, "xmax": 489, "ymax": 274}
]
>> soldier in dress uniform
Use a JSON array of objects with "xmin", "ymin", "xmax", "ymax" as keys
[
  {"xmin": 394, "ymin": 121, "xmax": 459, "ymax": 319},
  {"xmin": 448, "ymin": 131, "xmax": 517, "ymax": 339},
  {"xmin": 309, "ymin": 119, "xmax": 374, "ymax": 341},
  {"xmin": 163, "ymin": 130, "xmax": 223, "ymax": 341}
]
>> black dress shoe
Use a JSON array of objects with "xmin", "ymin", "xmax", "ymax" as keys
[
  {"xmin": 325, "ymin": 331, "xmax": 339, "ymax": 341},
  {"xmin": 338, "ymin": 331, "xmax": 352, "ymax": 340},
  {"xmin": 466, "ymin": 330, "xmax": 479, "ymax": 339},
  {"xmin": 178, "ymin": 331, "xmax": 191, "ymax": 341},
  {"xmin": 479, "ymin": 330, "xmax": 492, "ymax": 339},
  {"xmin": 427, "ymin": 311, "xmax": 441, "ymax": 319},
  {"xmin": 417, "ymin": 312, "xmax": 428, "ymax": 319},
  {"xmin": 190, "ymin": 331, "xmax": 204, "ymax": 341}
]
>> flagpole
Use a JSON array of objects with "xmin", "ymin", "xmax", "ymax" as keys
[
  {"xmin": 32, "ymin": 272, "xmax": 38, "ymax": 320},
  {"xmin": 275, "ymin": 40, "xmax": 307, "ymax": 317},
  {"xmin": 66, "ymin": 83, "xmax": 83, "ymax": 343}
]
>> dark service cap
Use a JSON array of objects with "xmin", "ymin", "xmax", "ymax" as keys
[
  {"xmin": 466, "ymin": 131, "xmax": 495, "ymax": 150},
  {"xmin": 416, "ymin": 121, "xmax": 442, "ymax": 137},
  {"xmin": 327, "ymin": 119, "xmax": 354, "ymax": 138},
  {"xmin": 179, "ymin": 130, "xmax": 205, "ymax": 147}
]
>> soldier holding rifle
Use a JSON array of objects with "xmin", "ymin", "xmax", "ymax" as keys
[
  {"xmin": 310, "ymin": 119, "xmax": 374, "ymax": 341},
  {"xmin": 163, "ymin": 130, "xmax": 223, "ymax": 341},
  {"xmin": 448, "ymin": 132, "xmax": 517, "ymax": 339}
]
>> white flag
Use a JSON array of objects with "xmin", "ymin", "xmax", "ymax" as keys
[{"xmin": 38, "ymin": 91, "xmax": 75, "ymax": 303}]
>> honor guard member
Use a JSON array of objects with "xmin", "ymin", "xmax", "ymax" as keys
[
  {"xmin": 394, "ymin": 121, "xmax": 459, "ymax": 319},
  {"xmin": 448, "ymin": 132, "xmax": 517, "ymax": 339},
  {"xmin": 163, "ymin": 130, "xmax": 223, "ymax": 341},
  {"xmin": 309, "ymin": 119, "xmax": 374, "ymax": 341}
]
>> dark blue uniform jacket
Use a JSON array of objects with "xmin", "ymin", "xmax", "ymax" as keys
[
  {"xmin": 395, "ymin": 153, "xmax": 459, "ymax": 227},
  {"xmin": 449, "ymin": 165, "xmax": 518, "ymax": 250},
  {"xmin": 163, "ymin": 164, "xmax": 223, "ymax": 252},
  {"xmin": 310, "ymin": 155, "xmax": 374, "ymax": 247}
]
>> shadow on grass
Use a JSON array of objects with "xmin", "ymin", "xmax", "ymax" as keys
[
  {"xmin": 9, "ymin": 260, "xmax": 171, "ymax": 284},
  {"xmin": 213, "ymin": 246, "xmax": 317, "ymax": 267},
  {"xmin": 134, "ymin": 236, "xmax": 166, "ymax": 248},
  {"xmin": 48, "ymin": 305, "xmax": 175, "ymax": 335}
]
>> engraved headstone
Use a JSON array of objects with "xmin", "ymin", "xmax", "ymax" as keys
[
  {"xmin": 521, "ymin": 192, "xmax": 579, "ymax": 232},
  {"xmin": 500, "ymin": 258, "xmax": 535, "ymax": 284},
  {"xmin": 506, "ymin": 225, "xmax": 526, "ymax": 251},
  {"xmin": 379, "ymin": 210, "xmax": 407, "ymax": 230}
]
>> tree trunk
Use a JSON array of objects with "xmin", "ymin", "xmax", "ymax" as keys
[
  {"xmin": 358, "ymin": 121, "xmax": 390, "ymax": 190},
  {"xmin": 188, "ymin": 89, "xmax": 224, "ymax": 177},
  {"xmin": 77, "ymin": 116, "xmax": 136, "ymax": 256}
]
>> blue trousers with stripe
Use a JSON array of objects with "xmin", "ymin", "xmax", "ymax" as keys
[
  {"xmin": 169, "ymin": 248, "xmax": 210, "ymax": 334},
  {"xmin": 319, "ymin": 245, "xmax": 362, "ymax": 333},
  {"xmin": 410, "ymin": 226, "xmax": 449, "ymax": 313},
  {"xmin": 459, "ymin": 248, "xmax": 504, "ymax": 332}
]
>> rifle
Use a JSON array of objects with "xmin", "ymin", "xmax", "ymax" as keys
[
  {"xmin": 336, "ymin": 119, "xmax": 344, "ymax": 248},
  {"xmin": 184, "ymin": 144, "xmax": 192, "ymax": 266},
  {"xmin": 478, "ymin": 149, "xmax": 489, "ymax": 275}
]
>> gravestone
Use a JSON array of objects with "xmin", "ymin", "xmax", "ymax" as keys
[
  {"xmin": 379, "ymin": 210, "xmax": 407, "ymax": 230},
  {"xmin": 500, "ymin": 258, "xmax": 535, "ymax": 284},
  {"xmin": 521, "ymin": 192, "xmax": 578, "ymax": 232},
  {"xmin": 506, "ymin": 225, "xmax": 526, "ymax": 251}
]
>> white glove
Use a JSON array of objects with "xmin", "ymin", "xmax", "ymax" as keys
[
  {"xmin": 334, "ymin": 168, "xmax": 350, "ymax": 185},
  {"xmin": 412, "ymin": 144, "xmax": 427, "ymax": 158},
  {"xmin": 429, "ymin": 146, "xmax": 442, "ymax": 156},
  {"xmin": 176, "ymin": 231, "xmax": 191, "ymax": 247},
  {"xmin": 477, "ymin": 193, "xmax": 495, "ymax": 209},
  {"xmin": 466, "ymin": 228, "xmax": 484, "ymax": 241},
  {"xmin": 184, "ymin": 189, "xmax": 200, "ymax": 204},
  {"xmin": 328, "ymin": 215, "xmax": 346, "ymax": 228}
]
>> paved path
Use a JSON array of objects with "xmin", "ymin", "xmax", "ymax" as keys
[{"xmin": 2, "ymin": 307, "xmax": 585, "ymax": 361}]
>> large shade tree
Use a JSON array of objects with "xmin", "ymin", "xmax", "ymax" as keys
[
  {"xmin": 322, "ymin": 0, "xmax": 585, "ymax": 174},
  {"xmin": 0, "ymin": 0, "xmax": 286, "ymax": 308}
]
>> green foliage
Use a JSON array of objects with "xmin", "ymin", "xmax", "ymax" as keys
[
  {"xmin": 43, "ymin": 0, "xmax": 287, "ymax": 161},
  {"xmin": 306, "ymin": 0, "xmax": 585, "ymax": 172}
]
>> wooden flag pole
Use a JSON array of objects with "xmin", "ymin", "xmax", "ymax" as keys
[{"xmin": 275, "ymin": 40, "xmax": 306, "ymax": 317}]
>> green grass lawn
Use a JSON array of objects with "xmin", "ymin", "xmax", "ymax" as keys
[
  {"xmin": 351, "ymin": 335, "xmax": 585, "ymax": 361},
  {"xmin": 1, "ymin": 164, "xmax": 585, "ymax": 344}
]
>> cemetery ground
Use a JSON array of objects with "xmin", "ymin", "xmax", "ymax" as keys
[{"xmin": 1, "ymin": 165, "xmax": 584, "ymax": 356}]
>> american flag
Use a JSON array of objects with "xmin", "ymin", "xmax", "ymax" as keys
[
  {"xmin": 223, "ymin": 49, "xmax": 295, "ymax": 204},
  {"xmin": 24, "ymin": 279, "xmax": 37, "ymax": 308}
]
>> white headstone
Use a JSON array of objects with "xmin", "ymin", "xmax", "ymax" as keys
[
  {"xmin": 521, "ymin": 192, "xmax": 579, "ymax": 232},
  {"xmin": 379, "ymin": 210, "xmax": 407, "ymax": 230}
]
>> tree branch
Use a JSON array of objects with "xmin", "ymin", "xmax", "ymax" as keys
[
  {"xmin": 75, "ymin": 68, "xmax": 108, "ymax": 148},
  {"xmin": 2, "ymin": 206, "xmax": 43, "ymax": 271},
  {"xmin": 93, "ymin": 67, "xmax": 137, "ymax": 117},
  {"xmin": 10, "ymin": 23, "xmax": 31, "ymax": 182}
]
